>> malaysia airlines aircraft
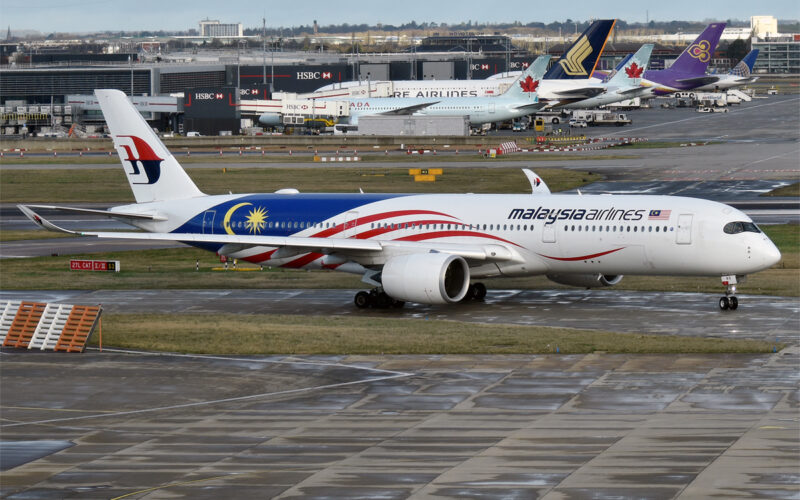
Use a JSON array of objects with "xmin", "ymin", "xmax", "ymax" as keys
[
  {"xmin": 260, "ymin": 56, "xmax": 550, "ymax": 127},
  {"xmin": 560, "ymin": 44, "xmax": 654, "ymax": 109},
  {"xmin": 692, "ymin": 49, "xmax": 760, "ymax": 92},
  {"xmin": 21, "ymin": 90, "xmax": 780, "ymax": 311},
  {"xmin": 310, "ymin": 20, "xmax": 615, "ymax": 107}
]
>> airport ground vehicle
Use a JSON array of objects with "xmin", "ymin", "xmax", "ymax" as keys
[
  {"xmin": 19, "ymin": 90, "xmax": 781, "ymax": 311},
  {"xmin": 569, "ymin": 119, "xmax": 588, "ymax": 128}
]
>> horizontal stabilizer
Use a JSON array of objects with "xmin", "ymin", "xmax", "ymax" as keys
[
  {"xmin": 19, "ymin": 204, "xmax": 167, "ymax": 221},
  {"xmin": 675, "ymin": 76, "xmax": 720, "ymax": 86},
  {"xmin": 553, "ymin": 87, "xmax": 605, "ymax": 98}
]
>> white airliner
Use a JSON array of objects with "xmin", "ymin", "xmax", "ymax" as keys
[
  {"xmin": 559, "ymin": 44, "xmax": 655, "ymax": 109},
  {"xmin": 262, "ymin": 56, "xmax": 550, "ymax": 127},
  {"xmin": 20, "ymin": 90, "xmax": 780, "ymax": 311}
]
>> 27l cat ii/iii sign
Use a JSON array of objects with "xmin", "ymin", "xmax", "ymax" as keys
[{"xmin": 69, "ymin": 260, "xmax": 120, "ymax": 272}]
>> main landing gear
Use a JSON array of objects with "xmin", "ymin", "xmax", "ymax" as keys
[
  {"xmin": 461, "ymin": 282, "xmax": 487, "ymax": 302},
  {"xmin": 354, "ymin": 289, "xmax": 405, "ymax": 309},
  {"xmin": 719, "ymin": 275, "xmax": 740, "ymax": 311}
]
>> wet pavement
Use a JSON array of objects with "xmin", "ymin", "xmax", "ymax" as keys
[{"xmin": 1, "ymin": 348, "xmax": 797, "ymax": 499}]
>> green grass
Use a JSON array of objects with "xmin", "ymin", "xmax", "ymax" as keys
[
  {"xmin": 762, "ymin": 182, "xmax": 800, "ymax": 197},
  {"xmin": 0, "ymin": 166, "xmax": 600, "ymax": 203},
  {"xmin": 93, "ymin": 313, "xmax": 781, "ymax": 355},
  {"xmin": 0, "ymin": 230, "xmax": 72, "ymax": 242}
]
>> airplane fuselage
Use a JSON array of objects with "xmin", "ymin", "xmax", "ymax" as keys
[
  {"xmin": 341, "ymin": 95, "xmax": 537, "ymax": 125},
  {"xmin": 119, "ymin": 193, "xmax": 780, "ymax": 279}
]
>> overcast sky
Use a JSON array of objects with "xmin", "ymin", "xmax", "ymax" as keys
[{"xmin": 2, "ymin": 0, "xmax": 798, "ymax": 33}]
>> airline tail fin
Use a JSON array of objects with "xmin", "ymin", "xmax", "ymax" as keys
[
  {"xmin": 522, "ymin": 169, "xmax": 551, "ymax": 195},
  {"xmin": 729, "ymin": 49, "xmax": 759, "ymax": 77},
  {"xmin": 668, "ymin": 23, "xmax": 726, "ymax": 76},
  {"xmin": 502, "ymin": 55, "xmax": 551, "ymax": 101},
  {"xmin": 544, "ymin": 20, "xmax": 616, "ymax": 80},
  {"xmin": 607, "ymin": 44, "xmax": 654, "ymax": 86},
  {"xmin": 95, "ymin": 89, "xmax": 205, "ymax": 204}
]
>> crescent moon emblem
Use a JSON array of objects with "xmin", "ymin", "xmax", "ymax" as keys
[{"xmin": 223, "ymin": 202, "xmax": 252, "ymax": 235}]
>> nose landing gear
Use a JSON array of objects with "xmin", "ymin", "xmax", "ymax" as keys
[{"xmin": 719, "ymin": 275, "xmax": 742, "ymax": 311}]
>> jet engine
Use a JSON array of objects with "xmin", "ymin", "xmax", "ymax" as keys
[
  {"xmin": 381, "ymin": 253, "xmax": 470, "ymax": 304},
  {"xmin": 546, "ymin": 273, "xmax": 623, "ymax": 288}
]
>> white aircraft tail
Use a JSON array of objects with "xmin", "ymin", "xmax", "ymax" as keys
[
  {"xmin": 608, "ymin": 44, "xmax": 653, "ymax": 87},
  {"xmin": 501, "ymin": 55, "xmax": 551, "ymax": 101},
  {"xmin": 95, "ymin": 89, "xmax": 205, "ymax": 203}
]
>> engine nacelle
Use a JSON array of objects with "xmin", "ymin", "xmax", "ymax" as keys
[
  {"xmin": 546, "ymin": 273, "xmax": 624, "ymax": 289},
  {"xmin": 258, "ymin": 113, "xmax": 282, "ymax": 126},
  {"xmin": 382, "ymin": 253, "xmax": 470, "ymax": 304}
]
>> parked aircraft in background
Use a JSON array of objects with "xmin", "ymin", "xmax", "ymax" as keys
[
  {"xmin": 559, "ymin": 44, "xmax": 654, "ymax": 109},
  {"xmin": 692, "ymin": 49, "xmax": 760, "ymax": 91},
  {"xmin": 261, "ymin": 56, "xmax": 550, "ymax": 127},
  {"xmin": 20, "ymin": 90, "xmax": 780, "ymax": 311},
  {"xmin": 311, "ymin": 20, "xmax": 616, "ymax": 108},
  {"xmin": 638, "ymin": 23, "xmax": 727, "ymax": 95}
]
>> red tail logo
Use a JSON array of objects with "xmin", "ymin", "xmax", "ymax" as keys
[
  {"xmin": 625, "ymin": 62, "xmax": 644, "ymax": 79},
  {"xmin": 519, "ymin": 76, "xmax": 539, "ymax": 93},
  {"xmin": 117, "ymin": 135, "xmax": 163, "ymax": 185}
]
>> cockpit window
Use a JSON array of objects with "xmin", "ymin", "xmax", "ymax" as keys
[{"xmin": 723, "ymin": 221, "xmax": 761, "ymax": 234}]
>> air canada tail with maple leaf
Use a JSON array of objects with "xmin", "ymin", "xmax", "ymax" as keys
[
  {"xmin": 607, "ymin": 44, "xmax": 654, "ymax": 87},
  {"xmin": 502, "ymin": 55, "xmax": 550, "ymax": 102}
]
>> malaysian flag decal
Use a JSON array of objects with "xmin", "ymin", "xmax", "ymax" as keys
[{"xmin": 648, "ymin": 209, "xmax": 671, "ymax": 220}]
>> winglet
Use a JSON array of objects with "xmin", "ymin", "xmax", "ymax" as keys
[
  {"xmin": 522, "ymin": 169, "xmax": 551, "ymax": 195},
  {"xmin": 17, "ymin": 205, "xmax": 81, "ymax": 235}
]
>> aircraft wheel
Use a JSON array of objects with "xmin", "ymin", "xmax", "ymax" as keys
[
  {"xmin": 473, "ymin": 283, "xmax": 487, "ymax": 301},
  {"xmin": 461, "ymin": 284, "xmax": 476, "ymax": 302},
  {"xmin": 391, "ymin": 300, "xmax": 405, "ymax": 309},
  {"xmin": 354, "ymin": 291, "xmax": 371, "ymax": 309},
  {"xmin": 729, "ymin": 296, "xmax": 738, "ymax": 310},
  {"xmin": 719, "ymin": 296, "xmax": 730, "ymax": 310}
]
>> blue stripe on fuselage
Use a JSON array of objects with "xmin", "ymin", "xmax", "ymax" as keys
[{"xmin": 173, "ymin": 193, "xmax": 409, "ymax": 238}]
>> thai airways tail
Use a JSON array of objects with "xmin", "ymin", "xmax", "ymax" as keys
[
  {"xmin": 502, "ymin": 55, "xmax": 551, "ymax": 101},
  {"xmin": 95, "ymin": 89, "xmax": 205, "ymax": 204},
  {"xmin": 667, "ymin": 23, "xmax": 726, "ymax": 76},
  {"xmin": 729, "ymin": 49, "xmax": 759, "ymax": 77},
  {"xmin": 606, "ymin": 44, "xmax": 654, "ymax": 86},
  {"xmin": 544, "ymin": 20, "xmax": 616, "ymax": 80}
]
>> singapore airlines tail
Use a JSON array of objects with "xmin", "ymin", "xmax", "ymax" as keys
[
  {"xmin": 544, "ymin": 20, "xmax": 616, "ymax": 80},
  {"xmin": 95, "ymin": 89, "xmax": 204, "ymax": 204}
]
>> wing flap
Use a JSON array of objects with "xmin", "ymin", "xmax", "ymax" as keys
[{"xmin": 675, "ymin": 76, "xmax": 720, "ymax": 86}]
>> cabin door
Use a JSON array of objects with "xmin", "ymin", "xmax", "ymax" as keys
[
  {"xmin": 202, "ymin": 210, "xmax": 216, "ymax": 234},
  {"xmin": 676, "ymin": 214, "xmax": 693, "ymax": 245}
]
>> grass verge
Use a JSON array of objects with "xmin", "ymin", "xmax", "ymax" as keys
[
  {"xmin": 1, "ymin": 166, "xmax": 601, "ymax": 203},
  {"xmin": 94, "ymin": 313, "xmax": 781, "ymax": 355},
  {"xmin": 762, "ymin": 182, "xmax": 800, "ymax": 198}
]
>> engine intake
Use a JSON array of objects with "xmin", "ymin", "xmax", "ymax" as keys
[
  {"xmin": 382, "ymin": 253, "xmax": 470, "ymax": 304},
  {"xmin": 546, "ymin": 273, "xmax": 623, "ymax": 288}
]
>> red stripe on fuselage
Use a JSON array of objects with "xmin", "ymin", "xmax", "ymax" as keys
[
  {"xmin": 538, "ymin": 247, "xmax": 625, "ymax": 262},
  {"xmin": 241, "ymin": 249, "xmax": 278, "ymax": 263},
  {"xmin": 395, "ymin": 230, "xmax": 521, "ymax": 247},
  {"xmin": 309, "ymin": 209, "xmax": 457, "ymax": 238}
]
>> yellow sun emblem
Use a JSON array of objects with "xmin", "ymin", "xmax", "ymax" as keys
[{"xmin": 245, "ymin": 207, "xmax": 268, "ymax": 234}]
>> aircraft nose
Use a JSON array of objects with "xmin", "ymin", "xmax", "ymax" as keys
[{"xmin": 760, "ymin": 238, "xmax": 782, "ymax": 268}]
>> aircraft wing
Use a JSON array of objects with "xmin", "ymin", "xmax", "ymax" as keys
[
  {"xmin": 513, "ymin": 102, "xmax": 548, "ymax": 112},
  {"xmin": 675, "ymin": 76, "xmax": 720, "ymax": 86},
  {"xmin": 552, "ymin": 87, "xmax": 605, "ymax": 98},
  {"xmin": 380, "ymin": 102, "xmax": 440, "ymax": 115},
  {"xmin": 18, "ymin": 205, "xmax": 517, "ymax": 263}
]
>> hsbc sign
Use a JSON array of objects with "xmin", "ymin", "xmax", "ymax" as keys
[
  {"xmin": 296, "ymin": 71, "xmax": 333, "ymax": 80},
  {"xmin": 194, "ymin": 92, "xmax": 224, "ymax": 100}
]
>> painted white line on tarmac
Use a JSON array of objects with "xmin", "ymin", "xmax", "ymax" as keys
[{"xmin": 1, "ymin": 348, "xmax": 413, "ymax": 428}]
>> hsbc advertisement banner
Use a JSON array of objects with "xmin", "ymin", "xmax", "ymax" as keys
[
  {"xmin": 183, "ymin": 87, "xmax": 239, "ymax": 119},
  {"xmin": 467, "ymin": 58, "xmax": 536, "ymax": 79},
  {"xmin": 239, "ymin": 64, "xmax": 350, "ymax": 93}
]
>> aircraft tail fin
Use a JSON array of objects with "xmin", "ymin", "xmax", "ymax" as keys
[
  {"xmin": 668, "ymin": 23, "xmax": 726, "ymax": 76},
  {"xmin": 544, "ymin": 20, "xmax": 616, "ymax": 80},
  {"xmin": 729, "ymin": 49, "xmax": 759, "ymax": 77},
  {"xmin": 95, "ymin": 89, "xmax": 205, "ymax": 204},
  {"xmin": 607, "ymin": 44, "xmax": 654, "ymax": 86},
  {"xmin": 502, "ymin": 55, "xmax": 551, "ymax": 101}
]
